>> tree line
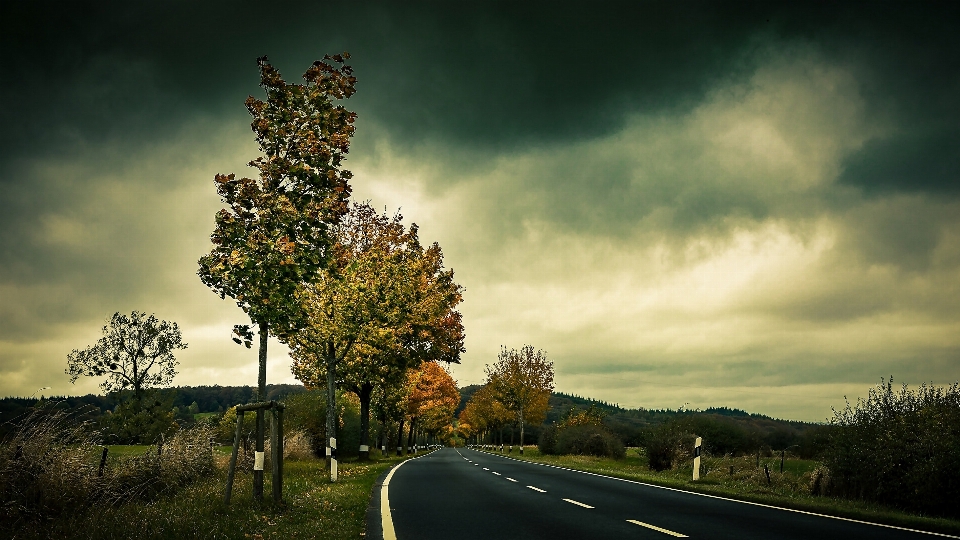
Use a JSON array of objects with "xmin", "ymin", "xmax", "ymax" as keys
[{"xmin": 60, "ymin": 54, "xmax": 466, "ymax": 491}]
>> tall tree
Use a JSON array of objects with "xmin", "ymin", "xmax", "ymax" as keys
[
  {"xmin": 198, "ymin": 54, "xmax": 356, "ymax": 497},
  {"xmin": 486, "ymin": 345, "xmax": 554, "ymax": 454},
  {"xmin": 288, "ymin": 203, "xmax": 417, "ymax": 468},
  {"xmin": 404, "ymin": 362, "xmax": 460, "ymax": 448},
  {"xmin": 341, "ymin": 232, "xmax": 465, "ymax": 459},
  {"xmin": 66, "ymin": 311, "xmax": 185, "ymax": 403},
  {"xmin": 289, "ymin": 203, "xmax": 464, "ymax": 465},
  {"xmin": 465, "ymin": 382, "xmax": 512, "ymax": 446}
]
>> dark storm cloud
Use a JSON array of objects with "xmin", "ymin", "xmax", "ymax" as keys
[
  {"xmin": 3, "ymin": 0, "xmax": 960, "ymax": 416},
  {"xmin": 4, "ymin": 2, "xmax": 953, "ymax": 151}
]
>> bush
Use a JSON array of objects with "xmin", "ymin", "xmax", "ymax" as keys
[
  {"xmin": 823, "ymin": 378, "xmax": 960, "ymax": 518},
  {"xmin": 216, "ymin": 406, "xmax": 258, "ymax": 444},
  {"xmin": 102, "ymin": 391, "xmax": 178, "ymax": 445},
  {"xmin": 538, "ymin": 424, "xmax": 557, "ymax": 454},
  {"xmin": 555, "ymin": 424, "xmax": 625, "ymax": 458},
  {"xmin": 263, "ymin": 430, "xmax": 315, "ymax": 467},
  {"xmin": 283, "ymin": 390, "xmax": 328, "ymax": 457},
  {"xmin": 644, "ymin": 424, "xmax": 681, "ymax": 471}
]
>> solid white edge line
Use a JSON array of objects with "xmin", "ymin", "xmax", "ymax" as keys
[
  {"xmin": 627, "ymin": 519, "xmax": 688, "ymax": 538},
  {"xmin": 382, "ymin": 449, "xmax": 437, "ymax": 540},
  {"xmin": 467, "ymin": 449, "xmax": 960, "ymax": 539},
  {"xmin": 563, "ymin": 498, "xmax": 594, "ymax": 509},
  {"xmin": 527, "ymin": 485, "xmax": 546, "ymax": 492}
]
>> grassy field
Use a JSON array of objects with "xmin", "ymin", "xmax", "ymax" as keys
[
  {"xmin": 487, "ymin": 446, "xmax": 960, "ymax": 536},
  {"xmin": 8, "ymin": 450, "xmax": 413, "ymax": 540}
]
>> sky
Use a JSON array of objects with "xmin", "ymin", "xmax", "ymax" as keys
[{"xmin": 2, "ymin": 1, "xmax": 959, "ymax": 421}]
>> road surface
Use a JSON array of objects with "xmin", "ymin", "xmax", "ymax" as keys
[{"xmin": 369, "ymin": 447, "xmax": 957, "ymax": 540}]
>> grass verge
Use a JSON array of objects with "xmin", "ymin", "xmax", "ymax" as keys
[
  {"xmin": 6, "ymin": 451, "xmax": 411, "ymax": 540},
  {"xmin": 482, "ymin": 447, "xmax": 960, "ymax": 537}
]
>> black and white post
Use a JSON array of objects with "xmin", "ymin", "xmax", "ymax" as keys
[
  {"xmin": 330, "ymin": 436, "xmax": 338, "ymax": 482},
  {"xmin": 693, "ymin": 436, "xmax": 702, "ymax": 481}
]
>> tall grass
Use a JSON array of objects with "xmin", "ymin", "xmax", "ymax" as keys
[{"xmin": 0, "ymin": 402, "xmax": 215, "ymax": 530}]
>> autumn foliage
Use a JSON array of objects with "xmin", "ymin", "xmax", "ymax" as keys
[
  {"xmin": 198, "ymin": 55, "xmax": 358, "ymax": 342},
  {"xmin": 405, "ymin": 362, "xmax": 460, "ymax": 437}
]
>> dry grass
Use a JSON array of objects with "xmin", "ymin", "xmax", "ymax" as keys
[{"xmin": 0, "ymin": 403, "xmax": 216, "ymax": 530}]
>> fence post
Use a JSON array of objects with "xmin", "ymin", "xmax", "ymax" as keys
[
  {"xmin": 271, "ymin": 406, "xmax": 282, "ymax": 503},
  {"xmin": 278, "ymin": 405, "xmax": 284, "ymax": 497},
  {"xmin": 693, "ymin": 437, "xmax": 702, "ymax": 481},
  {"xmin": 98, "ymin": 447, "xmax": 109, "ymax": 477},
  {"xmin": 224, "ymin": 410, "xmax": 244, "ymax": 505},
  {"xmin": 254, "ymin": 408, "xmax": 264, "ymax": 502}
]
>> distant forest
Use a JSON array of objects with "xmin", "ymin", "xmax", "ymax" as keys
[
  {"xmin": 457, "ymin": 384, "xmax": 827, "ymax": 457},
  {"xmin": 3, "ymin": 383, "xmax": 825, "ymax": 457},
  {"xmin": 0, "ymin": 384, "xmax": 307, "ymax": 425}
]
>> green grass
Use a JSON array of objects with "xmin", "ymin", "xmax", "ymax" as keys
[
  {"xmin": 104, "ymin": 444, "xmax": 151, "ymax": 457},
  {"xmin": 492, "ymin": 447, "xmax": 960, "ymax": 536},
  {"xmin": 8, "ymin": 451, "xmax": 413, "ymax": 540},
  {"xmin": 194, "ymin": 412, "xmax": 220, "ymax": 421}
]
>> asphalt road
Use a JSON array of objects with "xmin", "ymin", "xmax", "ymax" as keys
[{"xmin": 375, "ymin": 447, "xmax": 957, "ymax": 540}]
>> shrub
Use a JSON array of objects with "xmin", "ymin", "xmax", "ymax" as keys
[
  {"xmin": 283, "ymin": 430, "xmax": 315, "ymax": 460},
  {"xmin": 263, "ymin": 429, "xmax": 316, "ymax": 467},
  {"xmin": 102, "ymin": 390, "xmax": 178, "ymax": 445},
  {"xmin": 538, "ymin": 424, "xmax": 557, "ymax": 454},
  {"xmin": 823, "ymin": 378, "xmax": 960, "ymax": 518},
  {"xmin": 216, "ymin": 406, "xmax": 258, "ymax": 444},
  {"xmin": 644, "ymin": 425, "xmax": 681, "ymax": 471},
  {"xmin": 555, "ymin": 424, "xmax": 625, "ymax": 458},
  {"xmin": 283, "ymin": 390, "xmax": 328, "ymax": 457}
]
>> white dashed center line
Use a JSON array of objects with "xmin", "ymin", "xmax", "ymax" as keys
[
  {"xmin": 527, "ymin": 485, "xmax": 546, "ymax": 493},
  {"xmin": 483, "ymin": 467, "xmax": 489, "ymax": 470},
  {"xmin": 626, "ymin": 520, "xmax": 688, "ymax": 538},
  {"xmin": 506, "ymin": 478, "xmax": 517, "ymax": 482},
  {"xmin": 562, "ymin": 498, "xmax": 594, "ymax": 509},
  {"xmin": 492, "ymin": 472, "xmax": 501, "ymax": 475}
]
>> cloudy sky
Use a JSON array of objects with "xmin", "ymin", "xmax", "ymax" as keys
[{"xmin": 3, "ymin": 1, "xmax": 959, "ymax": 421}]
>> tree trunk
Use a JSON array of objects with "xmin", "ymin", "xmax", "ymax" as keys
[
  {"xmin": 519, "ymin": 408, "xmax": 525, "ymax": 455},
  {"xmin": 325, "ymin": 340, "xmax": 337, "ymax": 481},
  {"xmin": 378, "ymin": 405, "xmax": 388, "ymax": 453},
  {"xmin": 407, "ymin": 417, "xmax": 416, "ymax": 454},
  {"xmin": 396, "ymin": 417, "xmax": 405, "ymax": 456},
  {"xmin": 358, "ymin": 382, "xmax": 372, "ymax": 461},
  {"xmin": 254, "ymin": 320, "xmax": 268, "ymax": 501}
]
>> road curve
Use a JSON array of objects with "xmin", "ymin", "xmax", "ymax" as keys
[{"xmin": 371, "ymin": 447, "xmax": 957, "ymax": 540}]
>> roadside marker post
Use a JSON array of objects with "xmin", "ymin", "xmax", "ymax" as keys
[
  {"xmin": 330, "ymin": 437, "xmax": 338, "ymax": 482},
  {"xmin": 693, "ymin": 437, "xmax": 702, "ymax": 481}
]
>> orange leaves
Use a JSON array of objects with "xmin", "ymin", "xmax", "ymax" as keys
[
  {"xmin": 277, "ymin": 236, "xmax": 296, "ymax": 255},
  {"xmin": 405, "ymin": 362, "xmax": 460, "ymax": 433}
]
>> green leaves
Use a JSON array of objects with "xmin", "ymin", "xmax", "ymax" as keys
[
  {"xmin": 65, "ymin": 311, "xmax": 186, "ymax": 397},
  {"xmin": 198, "ymin": 55, "xmax": 358, "ymax": 339}
]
